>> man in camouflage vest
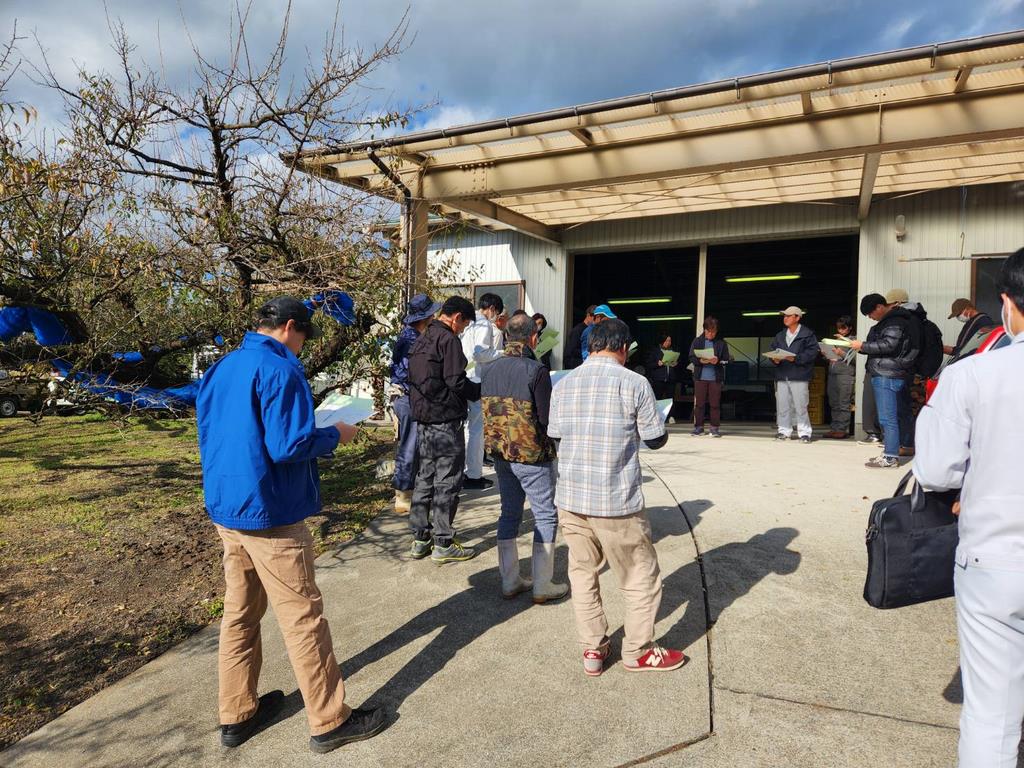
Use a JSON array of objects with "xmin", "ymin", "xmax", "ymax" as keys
[{"xmin": 480, "ymin": 312, "xmax": 569, "ymax": 604}]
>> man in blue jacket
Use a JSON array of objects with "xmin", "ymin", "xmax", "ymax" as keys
[
  {"xmin": 196, "ymin": 297, "xmax": 386, "ymax": 754},
  {"xmin": 770, "ymin": 306, "xmax": 819, "ymax": 443}
]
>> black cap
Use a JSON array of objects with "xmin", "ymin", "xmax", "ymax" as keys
[
  {"xmin": 859, "ymin": 293, "xmax": 887, "ymax": 316},
  {"xmin": 258, "ymin": 296, "xmax": 322, "ymax": 339}
]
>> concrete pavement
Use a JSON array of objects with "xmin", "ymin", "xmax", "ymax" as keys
[{"xmin": 4, "ymin": 424, "xmax": 964, "ymax": 767}]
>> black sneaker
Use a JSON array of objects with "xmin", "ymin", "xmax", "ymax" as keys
[
  {"xmin": 710, "ymin": 430, "xmax": 722, "ymax": 438},
  {"xmin": 800, "ymin": 436, "xmax": 811, "ymax": 444},
  {"xmin": 857, "ymin": 435, "xmax": 882, "ymax": 445},
  {"xmin": 462, "ymin": 476, "xmax": 493, "ymax": 491},
  {"xmin": 221, "ymin": 690, "xmax": 285, "ymax": 748},
  {"xmin": 691, "ymin": 428, "xmax": 704, "ymax": 437},
  {"xmin": 309, "ymin": 707, "xmax": 388, "ymax": 754},
  {"xmin": 775, "ymin": 433, "xmax": 789, "ymax": 441}
]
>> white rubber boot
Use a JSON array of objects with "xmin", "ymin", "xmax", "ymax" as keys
[
  {"xmin": 532, "ymin": 541, "xmax": 569, "ymax": 604},
  {"xmin": 497, "ymin": 539, "xmax": 532, "ymax": 598},
  {"xmin": 394, "ymin": 489, "xmax": 412, "ymax": 515}
]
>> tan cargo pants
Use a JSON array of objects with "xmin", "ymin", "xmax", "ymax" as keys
[
  {"xmin": 215, "ymin": 522, "xmax": 351, "ymax": 736},
  {"xmin": 559, "ymin": 509, "xmax": 663, "ymax": 662}
]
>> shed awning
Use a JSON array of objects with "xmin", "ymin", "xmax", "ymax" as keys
[{"xmin": 290, "ymin": 30, "xmax": 1024, "ymax": 243}]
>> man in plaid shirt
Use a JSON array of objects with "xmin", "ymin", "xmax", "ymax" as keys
[{"xmin": 548, "ymin": 318, "xmax": 688, "ymax": 676}]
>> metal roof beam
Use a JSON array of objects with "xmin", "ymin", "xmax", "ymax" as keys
[
  {"xmin": 417, "ymin": 89, "xmax": 1024, "ymax": 200},
  {"xmin": 953, "ymin": 66, "xmax": 974, "ymax": 94},
  {"xmin": 858, "ymin": 153, "xmax": 882, "ymax": 220},
  {"xmin": 440, "ymin": 199, "xmax": 562, "ymax": 244},
  {"xmin": 569, "ymin": 127, "xmax": 594, "ymax": 146}
]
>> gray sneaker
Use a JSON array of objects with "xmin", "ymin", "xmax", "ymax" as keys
[
  {"xmin": 858, "ymin": 434, "xmax": 882, "ymax": 446},
  {"xmin": 431, "ymin": 540, "xmax": 477, "ymax": 565},
  {"xmin": 410, "ymin": 539, "xmax": 432, "ymax": 560},
  {"xmin": 866, "ymin": 455, "xmax": 900, "ymax": 469}
]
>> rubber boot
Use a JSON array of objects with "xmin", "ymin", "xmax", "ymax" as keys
[
  {"xmin": 394, "ymin": 489, "xmax": 412, "ymax": 515},
  {"xmin": 497, "ymin": 539, "xmax": 532, "ymax": 598},
  {"xmin": 532, "ymin": 541, "xmax": 569, "ymax": 604}
]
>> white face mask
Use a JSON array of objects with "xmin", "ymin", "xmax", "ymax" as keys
[
  {"xmin": 1002, "ymin": 300, "xmax": 1020, "ymax": 342},
  {"xmin": 956, "ymin": 313, "xmax": 969, "ymax": 323}
]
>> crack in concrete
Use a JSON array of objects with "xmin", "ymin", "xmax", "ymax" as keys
[{"xmin": 717, "ymin": 685, "xmax": 960, "ymax": 732}]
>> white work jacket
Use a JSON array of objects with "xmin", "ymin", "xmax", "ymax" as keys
[
  {"xmin": 460, "ymin": 311, "xmax": 504, "ymax": 383},
  {"xmin": 914, "ymin": 334, "xmax": 1024, "ymax": 569}
]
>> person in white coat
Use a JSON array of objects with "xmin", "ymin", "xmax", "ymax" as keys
[
  {"xmin": 913, "ymin": 247, "xmax": 1024, "ymax": 768},
  {"xmin": 460, "ymin": 292, "xmax": 505, "ymax": 490}
]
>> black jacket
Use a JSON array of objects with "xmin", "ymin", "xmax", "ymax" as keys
[
  {"xmin": 770, "ymin": 325, "xmax": 819, "ymax": 382},
  {"xmin": 687, "ymin": 335, "xmax": 731, "ymax": 383},
  {"xmin": 563, "ymin": 321, "xmax": 587, "ymax": 369},
  {"xmin": 645, "ymin": 347, "xmax": 677, "ymax": 384},
  {"xmin": 408, "ymin": 320, "xmax": 481, "ymax": 424},
  {"xmin": 860, "ymin": 307, "xmax": 920, "ymax": 379}
]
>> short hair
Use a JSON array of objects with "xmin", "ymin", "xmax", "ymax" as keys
[
  {"xmin": 859, "ymin": 293, "xmax": 887, "ymax": 316},
  {"xmin": 588, "ymin": 318, "xmax": 631, "ymax": 354},
  {"xmin": 655, "ymin": 333, "xmax": 671, "ymax": 346},
  {"xmin": 532, "ymin": 312, "xmax": 547, "ymax": 330},
  {"xmin": 703, "ymin": 316, "xmax": 719, "ymax": 332},
  {"xmin": 511, "ymin": 309, "xmax": 528, "ymax": 317},
  {"xmin": 441, "ymin": 296, "xmax": 476, "ymax": 321},
  {"xmin": 836, "ymin": 315, "xmax": 853, "ymax": 330},
  {"xmin": 478, "ymin": 292, "xmax": 504, "ymax": 313},
  {"xmin": 585, "ymin": 304, "xmax": 597, "ymax": 317},
  {"xmin": 505, "ymin": 312, "xmax": 537, "ymax": 343},
  {"xmin": 999, "ymin": 247, "xmax": 1024, "ymax": 313}
]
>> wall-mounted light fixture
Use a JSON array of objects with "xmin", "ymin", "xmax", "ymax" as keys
[
  {"xmin": 609, "ymin": 297, "xmax": 672, "ymax": 305},
  {"xmin": 895, "ymin": 214, "xmax": 907, "ymax": 241},
  {"xmin": 725, "ymin": 274, "xmax": 801, "ymax": 283},
  {"xmin": 637, "ymin": 314, "xmax": 694, "ymax": 322},
  {"xmin": 742, "ymin": 311, "xmax": 783, "ymax": 317}
]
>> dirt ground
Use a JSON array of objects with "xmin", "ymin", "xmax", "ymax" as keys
[{"xmin": 0, "ymin": 415, "xmax": 393, "ymax": 749}]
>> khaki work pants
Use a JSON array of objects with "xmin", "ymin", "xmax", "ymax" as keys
[
  {"xmin": 559, "ymin": 510, "xmax": 663, "ymax": 661},
  {"xmin": 215, "ymin": 522, "xmax": 351, "ymax": 736}
]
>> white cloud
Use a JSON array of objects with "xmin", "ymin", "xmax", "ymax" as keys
[{"xmin": 416, "ymin": 104, "xmax": 494, "ymax": 132}]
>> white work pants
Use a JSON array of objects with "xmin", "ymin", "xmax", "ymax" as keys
[
  {"xmin": 955, "ymin": 556, "xmax": 1024, "ymax": 767},
  {"xmin": 464, "ymin": 399, "xmax": 484, "ymax": 480},
  {"xmin": 776, "ymin": 380, "xmax": 812, "ymax": 438}
]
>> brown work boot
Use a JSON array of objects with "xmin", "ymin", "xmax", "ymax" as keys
[{"xmin": 823, "ymin": 431, "xmax": 849, "ymax": 439}]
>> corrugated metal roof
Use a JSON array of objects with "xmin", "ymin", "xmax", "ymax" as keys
[{"xmin": 293, "ymin": 30, "xmax": 1024, "ymax": 241}]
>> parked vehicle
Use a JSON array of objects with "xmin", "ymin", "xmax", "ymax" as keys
[
  {"xmin": 925, "ymin": 326, "xmax": 1010, "ymax": 402},
  {"xmin": 0, "ymin": 370, "xmax": 47, "ymax": 417}
]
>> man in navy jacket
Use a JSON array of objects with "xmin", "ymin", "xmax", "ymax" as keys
[
  {"xmin": 770, "ymin": 306, "xmax": 819, "ymax": 443},
  {"xmin": 197, "ymin": 297, "xmax": 385, "ymax": 754}
]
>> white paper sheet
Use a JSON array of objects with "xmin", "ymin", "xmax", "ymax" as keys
[
  {"xmin": 656, "ymin": 398, "xmax": 673, "ymax": 421},
  {"xmin": 314, "ymin": 393, "xmax": 375, "ymax": 429},
  {"xmin": 550, "ymin": 369, "xmax": 571, "ymax": 387}
]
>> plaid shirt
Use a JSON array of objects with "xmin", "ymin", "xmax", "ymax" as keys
[{"xmin": 548, "ymin": 356, "xmax": 666, "ymax": 516}]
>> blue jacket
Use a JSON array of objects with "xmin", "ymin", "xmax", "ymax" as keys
[
  {"xmin": 389, "ymin": 324, "xmax": 419, "ymax": 389},
  {"xmin": 770, "ymin": 325, "xmax": 819, "ymax": 382},
  {"xmin": 196, "ymin": 332, "xmax": 340, "ymax": 530}
]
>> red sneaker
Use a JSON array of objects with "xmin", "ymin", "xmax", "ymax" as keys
[
  {"xmin": 583, "ymin": 643, "xmax": 610, "ymax": 677},
  {"xmin": 623, "ymin": 645, "xmax": 689, "ymax": 672}
]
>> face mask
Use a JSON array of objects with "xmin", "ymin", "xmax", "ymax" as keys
[
  {"xmin": 1002, "ymin": 302, "xmax": 1020, "ymax": 342},
  {"xmin": 956, "ymin": 314, "xmax": 969, "ymax": 323}
]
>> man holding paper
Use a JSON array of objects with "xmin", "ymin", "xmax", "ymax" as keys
[
  {"xmin": 769, "ymin": 306, "xmax": 819, "ymax": 443},
  {"xmin": 688, "ymin": 316, "xmax": 730, "ymax": 437},
  {"xmin": 196, "ymin": 297, "xmax": 385, "ymax": 753},
  {"xmin": 821, "ymin": 316, "xmax": 857, "ymax": 439}
]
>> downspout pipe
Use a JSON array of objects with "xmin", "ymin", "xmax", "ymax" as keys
[{"xmin": 368, "ymin": 149, "xmax": 414, "ymax": 306}]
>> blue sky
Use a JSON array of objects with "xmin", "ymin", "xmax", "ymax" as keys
[{"xmin": 4, "ymin": 0, "xmax": 1023, "ymax": 136}]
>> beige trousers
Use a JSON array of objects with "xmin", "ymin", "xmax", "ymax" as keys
[
  {"xmin": 559, "ymin": 510, "xmax": 663, "ymax": 661},
  {"xmin": 215, "ymin": 522, "xmax": 351, "ymax": 736}
]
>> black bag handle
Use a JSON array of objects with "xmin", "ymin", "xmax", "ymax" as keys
[
  {"xmin": 894, "ymin": 469, "xmax": 928, "ymax": 516},
  {"xmin": 893, "ymin": 469, "xmax": 915, "ymax": 498}
]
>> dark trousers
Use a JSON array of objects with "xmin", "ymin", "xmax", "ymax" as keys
[
  {"xmin": 693, "ymin": 380, "xmax": 722, "ymax": 429},
  {"xmin": 410, "ymin": 420, "xmax": 465, "ymax": 547},
  {"xmin": 392, "ymin": 394, "xmax": 418, "ymax": 491},
  {"xmin": 651, "ymin": 381, "xmax": 681, "ymax": 420},
  {"xmin": 862, "ymin": 372, "xmax": 881, "ymax": 437},
  {"xmin": 827, "ymin": 372, "xmax": 855, "ymax": 432}
]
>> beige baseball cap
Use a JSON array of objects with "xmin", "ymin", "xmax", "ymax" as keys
[
  {"xmin": 780, "ymin": 306, "xmax": 805, "ymax": 316},
  {"xmin": 885, "ymin": 288, "xmax": 909, "ymax": 304}
]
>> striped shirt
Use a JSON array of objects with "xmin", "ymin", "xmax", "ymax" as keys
[{"xmin": 548, "ymin": 356, "xmax": 666, "ymax": 517}]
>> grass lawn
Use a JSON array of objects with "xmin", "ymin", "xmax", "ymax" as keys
[{"xmin": 0, "ymin": 414, "xmax": 394, "ymax": 750}]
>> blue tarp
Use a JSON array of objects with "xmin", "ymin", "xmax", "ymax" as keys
[{"xmin": 0, "ymin": 290, "xmax": 353, "ymax": 409}]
